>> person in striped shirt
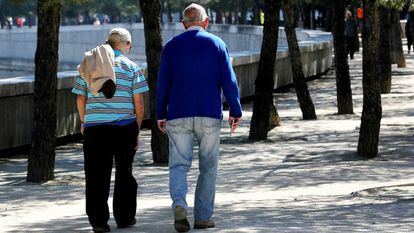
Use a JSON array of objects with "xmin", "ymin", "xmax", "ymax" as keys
[{"xmin": 72, "ymin": 27, "xmax": 148, "ymax": 233}]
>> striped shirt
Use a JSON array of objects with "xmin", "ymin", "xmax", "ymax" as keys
[{"xmin": 72, "ymin": 49, "xmax": 149, "ymax": 127}]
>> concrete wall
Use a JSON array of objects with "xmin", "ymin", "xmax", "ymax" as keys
[
  {"xmin": 0, "ymin": 23, "xmax": 330, "ymax": 69},
  {"xmin": 0, "ymin": 25, "xmax": 332, "ymax": 150}
]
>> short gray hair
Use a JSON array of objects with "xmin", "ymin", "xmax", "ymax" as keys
[
  {"xmin": 182, "ymin": 3, "xmax": 208, "ymax": 24},
  {"xmin": 107, "ymin": 27, "xmax": 132, "ymax": 44}
]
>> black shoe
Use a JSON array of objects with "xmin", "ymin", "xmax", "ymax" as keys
[
  {"xmin": 92, "ymin": 224, "xmax": 110, "ymax": 233},
  {"xmin": 117, "ymin": 218, "xmax": 136, "ymax": 228},
  {"xmin": 174, "ymin": 206, "xmax": 190, "ymax": 232},
  {"xmin": 194, "ymin": 220, "xmax": 215, "ymax": 229}
]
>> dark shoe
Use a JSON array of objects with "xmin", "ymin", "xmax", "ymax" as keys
[
  {"xmin": 174, "ymin": 206, "xmax": 190, "ymax": 232},
  {"xmin": 92, "ymin": 224, "xmax": 110, "ymax": 233},
  {"xmin": 194, "ymin": 220, "xmax": 215, "ymax": 229},
  {"xmin": 117, "ymin": 218, "xmax": 136, "ymax": 228}
]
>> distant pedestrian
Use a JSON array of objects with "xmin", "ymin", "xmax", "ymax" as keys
[
  {"xmin": 260, "ymin": 9, "xmax": 264, "ymax": 25},
  {"xmin": 16, "ymin": 18, "xmax": 23, "ymax": 28},
  {"xmin": 345, "ymin": 10, "xmax": 357, "ymax": 59},
  {"xmin": 93, "ymin": 17, "xmax": 100, "ymax": 26},
  {"xmin": 28, "ymin": 15, "xmax": 32, "ymax": 28},
  {"xmin": 356, "ymin": 4, "xmax": 364, "ymax": 33},
  {"xmin": 103, "ymin": 15, "xmax": 110, "ymax": 24},
  {"xmin": 72, "ymin": 28, "xmax": 149, "ymax": 233},
  {"xmin": 6, "ymin": 17, "xmax": 12, "ymax": 29},
  {"xmin": 405, "ymin": 18, "xmax": 412, "ymax": 54},
  {"xmin": 156, "ymin": 3, "xmax": 242, "ymax": 232}
]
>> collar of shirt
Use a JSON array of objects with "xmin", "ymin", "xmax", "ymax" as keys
[
  {"xmin": 186, "ymin": 25, "xmax": 204, "ymax": 31},
  {"xmin": 113, "ymin": 49, "xmax": 122, "ymax": 57}
]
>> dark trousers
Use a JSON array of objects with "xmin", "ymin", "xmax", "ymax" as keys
[
  {"xmin": 83, "ymin": 122, "xmax": 139, "ymax": 227},
  {"xmin": 346, "ymin": 37, "xmax": 356, "ymax": 59}
]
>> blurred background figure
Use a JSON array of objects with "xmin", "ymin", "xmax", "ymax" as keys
[
  {"xmin": 93, "ymin": 17, "xmax": 100, "ymax": 25},
  {"xmin": 406, "ymin": 16, "xmax": 412, "ymax": 54},
  {"xmin": 6, "ymin": 17, "xmax": 12, "ymax": 29},
  {"xmin": 345, "ymin": 10, "xmax": 357, "ymax": 59},
  {"xmin": 356, "ymin": 4, "xmax": 363, "ymax": 33}
]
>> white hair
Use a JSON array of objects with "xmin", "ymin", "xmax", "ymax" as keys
[
  {"xmin": 182, "ymin": 3, "xmax": 208, "ymax": 24},
  {"xmin": 106, "ymin": 27, "xmax": 132, "ymax": 44}
]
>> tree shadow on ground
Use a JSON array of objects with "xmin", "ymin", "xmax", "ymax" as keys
[{"xmin": 2, "ymin": 47, "xmax": 414, "ymax": 232}]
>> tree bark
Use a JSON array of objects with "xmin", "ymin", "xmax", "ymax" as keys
[
  {"xmin": 239, "ymin": 0, "xmax": 247, "ymax": 25},
  {"xmin": 332, "ymin": 0, "xmax": 354, "ymax": 114},
  {"xmin": 139, "ymin": 0, "xmax": 169, "ymax": 164},
  {"xmin": 325, "ymin": 6, "xmax": 333, "ymax": 32},
  {"xmin": 216, "ymin": 9, "xmax": 223, "ymax": 24},
  {"xmin": 390, "ymin": 9, "xmax": 406, "ymax": 68},
  {"xmin": 166, "ymin": 0, "xmax": 172, "ymax": 22},
  {"xmin": 410, "ymin": 12, "xmax": 414, "ymax": 49},
  {"xmin": 27, "ymin": 0, "xmax": 61, "ymax": 182},
  {"xmin": 282, "ymin": 1, "xmax": 317, "ymax": 120},
  {"xmin": 379, "ymin": 6, "xmax": 392, "ymax": 94},
  {"xmin": 299, "ymin": 4, "xmax": 311, "ymax": 29},
  {"xmin": 253, "ymin": 0, "xmax": 261, "ymax": 25},
  {"xmin": 233, "ymin": 0, "xmax": 239, "ymax": 24},
  {"xmin": 357, "ymin": 0, "xmax": 382, "ymax": 158},
  {"xmin": 249, "ymin": 0, "xmax": 281, "ymax": 141}
]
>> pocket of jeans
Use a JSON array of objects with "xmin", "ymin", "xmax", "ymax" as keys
[
  {"xmin": 200, "ymin": 118, "xmax": 221, "ymax": 134},
  {"xmin": 167, "ymin": 118, "xmax": 186, "ymax": 133}
]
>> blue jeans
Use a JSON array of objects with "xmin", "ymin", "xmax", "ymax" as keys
[{"xmin": 167, "ymin": 117, "xmax": 221, "ymax": 221}]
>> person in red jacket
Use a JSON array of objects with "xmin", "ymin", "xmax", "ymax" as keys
[{"xmin": 356, "ymin": 5, "xmax": 363, "ymax": 33}]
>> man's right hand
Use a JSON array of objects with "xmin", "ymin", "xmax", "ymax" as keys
[
  {"xmin": 157, "ymin": 119, "xmax": 167, "ymax": 134},
  {"xmin": 229, "ymin": 117, "xmax": 241, "ymax": 134}
]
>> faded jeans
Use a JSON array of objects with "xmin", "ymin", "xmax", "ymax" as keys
[{"xmin": 167, "ymin": 117, "xmax": 221, "ymax": 221}]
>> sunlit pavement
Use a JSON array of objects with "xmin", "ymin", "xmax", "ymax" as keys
[{"xmin": 1, "ymin": 49, "xmax": 414, "ymax": 232}]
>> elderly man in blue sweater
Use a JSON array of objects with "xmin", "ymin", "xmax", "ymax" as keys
[{"xmin": 156, "ymin": 3, "xmax": 242, "ymax": 232}]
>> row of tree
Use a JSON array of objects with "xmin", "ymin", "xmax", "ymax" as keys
[
  {"xmin": 26, "ymin": 0, "xmax": 414, "ymax": 182},
  {"xmin": 2, "ymin": 0, "xmax": 379, "ymax": 28}
]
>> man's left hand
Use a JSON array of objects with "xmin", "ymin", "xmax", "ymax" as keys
[
  {"xmin": 157, "ymin": 119, "xmax": 167, "ymax": 134},
  {"xmin": 134, "ymin": 135, "xmax": 140, "ymax": 150}
]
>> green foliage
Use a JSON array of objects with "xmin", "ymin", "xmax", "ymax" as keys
[
  {"xmin": 378, "ymin": 0, "xmax": 414, "ymax": 11},
  {"xmin": 379, "ymin": 0, "xmax": 405, "ymax": 10},
  {"xmin": 0, "ymin": 0, "xmax": 36, "ymax": 16}
]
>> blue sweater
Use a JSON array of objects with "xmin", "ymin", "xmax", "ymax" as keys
[{"xmin": 157, "ymin": 28, "xmax": 242, "ymax": 120}]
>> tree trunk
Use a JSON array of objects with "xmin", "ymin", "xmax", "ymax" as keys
[
  {"xmin": 410, "ymin": 12, "xmax": 414, "ymax": 49},
  {"xmin": 299, "ymin": 4, "xmax": 311, "ymax": 29},
  {"xmin": 390, "ymin": 9, "xmax": 406, "ymax": 68},
  {"xmin": 216, "ymin": 9, "xmax": 223, "ymax": 24},
  {"xmin": 139, "ymin": 0, "xmax": 169, "ymax": 164},
  {"xmin": 282, "ymin": 1, "xmax": 317, "ymax": 120},
  {"xmin": 233, "ymin": 0, "xmax": 239, "ymax": 24},
  {"xmin": 249, "ymin": 0, "xmax": 281, "ymax": 141},
  {"xmin": 357, "ymin": 0, "xmax": 382, "ymax": 158},
  {"xmin": 379, "ymin": 6, "xmax": 392, "ymax": 94},
  {"xmin": 240, "ymin": 0, "xmax": 247, "ymax": 25},
  {"xmin": 253, "ymin": 0, "xmax": 261, "ymax": 25},
  {"xmin": 332, "ymin": 0, "xmax": 354, "ymax": 114},
  {"xmin": 325, "ymin": 6, "xmax": 333, "ymax": 32},
  {"xmin": 159, "ymin": 0, "xmax": 164, "ymax": 23},
  {"xmin": 27, "ymin": 0, "xmax": 61, "ymax": 182},
  {"xmin": 166, "ymin": 0, "xmax": 172, "ymax": 22},
  {"xmin": 310, "ymin": 5, "xmax": 314, "ymax": 29}
]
